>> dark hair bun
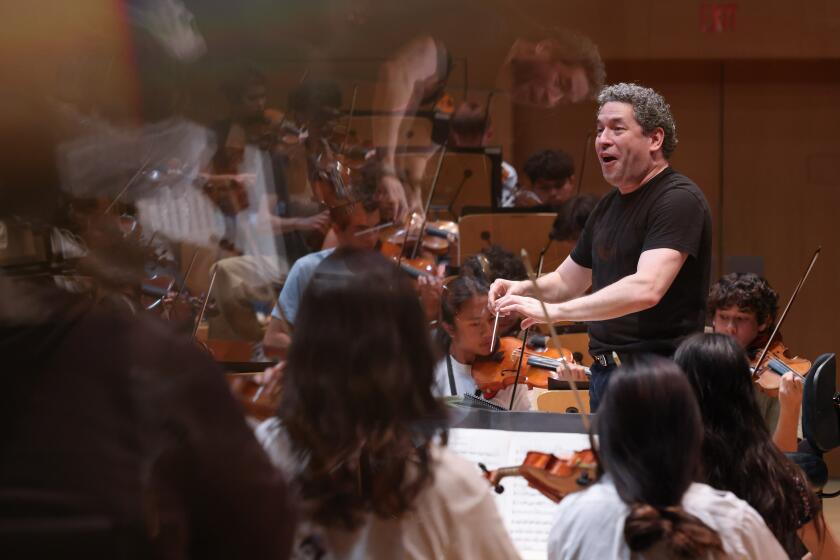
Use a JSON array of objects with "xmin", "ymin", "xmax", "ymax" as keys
[{"xmin": 625, "ymin": 503, "xmax": 723, "ymax": 559}]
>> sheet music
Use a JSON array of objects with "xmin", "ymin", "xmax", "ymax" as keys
[{"xmin": 448, "ymin": 428, "xmax": 591, "ymax": 560}]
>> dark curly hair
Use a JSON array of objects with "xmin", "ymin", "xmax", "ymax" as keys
[
  {"xmin": 461, "ymin": 245, "xmax": 526, "ymax": 284},
  {"xmin": 279, "ymin": 248, "xmax": 448, "ymax": 530},
  {"xmin": 540, "ymin": 28, "xmax": 606, "ymax": 100},
  {"xmin": 706, "ymin": 273, "xmax": 779, "ymax": 327},
  {"xmin": 598, "ymin": 83, "xmax": 678, "ymax": 159},
  {"xmin": 522, "ymin": 149, "xmax": 575, "ymax": 185}
]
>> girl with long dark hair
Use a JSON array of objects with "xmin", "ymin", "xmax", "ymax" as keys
[
  {"xmin": 548, "ymin": 356, "xmax": 785, "ymax": 559},
  {"xmin": 675, "ymin": 333, "xmax": 840, "ymax": 559},
  {"xmin": 256, "ymin": 248, "xmax": 520, "ymax": 559}
]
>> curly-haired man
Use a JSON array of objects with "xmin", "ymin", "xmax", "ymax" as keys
[{"xmin": 490, "ymin": 83, "xmax": 712, "ymax": 410}]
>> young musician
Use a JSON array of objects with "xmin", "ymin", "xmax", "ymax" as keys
[
  {"xmin": 435, "ymin": 275, "xmax": 532, "ymax": 410},
  {"xmin": 675, "ymin": 333, "xmax": 840, "ymax": 559},
  {"xmin": 707, "ymin": 273, "xmax": 804, "ymax": 452},
  {"xmin": 548, "ymin": 356, "xmax": 785, "ymax": 559},
  {"xmin": 514, "ymin": 149, "xmax": 577, "ymax": 209},
  {"xmin": 261, "ymin": 192, "xmax": 380, "ymax": 358},
  {"xmin": 256, "ymin": 249, "xmax": 520, "ymax": 559}
]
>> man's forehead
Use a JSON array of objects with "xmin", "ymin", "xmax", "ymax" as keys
[{"xmin": 596, "ymin": 101, "xmax": 635, "ymax": 122}]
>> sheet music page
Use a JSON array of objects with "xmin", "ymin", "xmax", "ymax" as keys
[{"xmin": 448, "ymin": 428, "xmax": 591, "ymax": 560}]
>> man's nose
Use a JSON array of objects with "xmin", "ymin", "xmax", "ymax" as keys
[{"xmin": 596, "ymin": 132, "xmax": 612, "ymax": 148}]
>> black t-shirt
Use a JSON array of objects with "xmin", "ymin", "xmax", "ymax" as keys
[{"xmin": 570, "ymin": 167, "xmax": 712, "ymax": 355}]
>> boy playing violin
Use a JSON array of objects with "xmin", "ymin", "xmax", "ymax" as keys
[{"xmin": 707, "ymin": 273, "xmax": 804, "ymax": 452}]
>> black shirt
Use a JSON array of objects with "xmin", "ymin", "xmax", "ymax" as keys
[{"xmin": 570, "ymin": 167, "xmax": 712, "ymax": 355}]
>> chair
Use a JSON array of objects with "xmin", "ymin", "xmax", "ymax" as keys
[
  {"xmin": 536, "ymin": 390, "xmax": 590, "ymax": 414},
  {"xmin": 800, "ymin": 354, "xmax": 838, "ymax": 496},
  {"xmin": 802, "ymin": 353, "xmax": 839, "ymax": 453}
]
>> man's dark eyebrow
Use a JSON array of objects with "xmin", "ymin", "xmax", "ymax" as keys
[{"xmin": 596, "ymin": 116, "xmax": 627, "ymax": 125}]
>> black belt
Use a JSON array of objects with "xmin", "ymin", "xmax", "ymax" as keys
[{"xmin": 591, "ymin": 352, "xmax": 624, "ymax": 367}]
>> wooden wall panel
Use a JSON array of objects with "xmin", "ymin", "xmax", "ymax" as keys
[
  {"xmin": 722, "ymin": 60, "xmax": 840, "ymax": 360},
  {"xmin": 722, "ymin": 60, "xmax": 840, "ymax": 473}
]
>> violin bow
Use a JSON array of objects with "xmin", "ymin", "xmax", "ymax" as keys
[
  {"xmin": 174, "ymin": 247, "xmax": 200, "ymax": 302},
  {"xmin": 191, "ymin": 266, "xmax": 217, "ymax": 339},
  {"xmin": 407, "ymin": 141, "xmax": 448, "ymax": 261},
  {"xmin": 104, "ymin": 154, "xmax": 153, "ymax": 215},
  {"xmin": 752, "ymin": 246, "xmax": 821, "ymax": 379},
  {"xmin": 515, "ymin": 249, "xmax": 591, "ymax": 431},
  {"xmin": 339, "ymin": 84, "xmax": 358, "ymax": 157},
  {"xmin": 506, "ymin": 249, "xmax": 548, "ymax": 410}
]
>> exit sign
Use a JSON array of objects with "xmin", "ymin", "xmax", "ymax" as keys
[{"xmin": 700, "ymin": 2, "xmax": 738, "ymax": 33}]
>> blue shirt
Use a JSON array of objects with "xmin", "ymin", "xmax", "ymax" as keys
[{"xmin": 271, "ymin": 248, "xmax": 334, "ymax": 325}]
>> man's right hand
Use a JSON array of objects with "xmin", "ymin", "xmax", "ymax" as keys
[{"xmin": 488, "ymin": 278, "xmax": 527, "ymax": 311}]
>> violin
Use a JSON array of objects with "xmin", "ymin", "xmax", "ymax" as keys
[
  {"xmin": 434, "ymin": 92, "xmax": 456, "ymax": 115},
  {"xmin": 226, "ymin": 372, "xmax": 282, "ymax": 421},
  {"xmin": 749, "ymin": 339, "xmax": 810, "ymax": 397},
  {"xmin": 241, "ymin": 108, "xmax": 307, "ymax": 154},
  {"xmin": 383, "ymin": 219, "xmax": 458, "ymax": 257},
  {"xmin": 746, "ymin": 247, "xmax": 821, "ymax": 398},
  {"xmin": 377, "ymin": 212, "xmax": 448, "ymax": 279},
  {"xmin": 199, "ymin": 141, "xmax": 252, "ymax": 218},
  {"xmin": 478, "ymin": 449, "xmax": 597, "ymax": 502},
  {"xmin": 471, "ymin": 336, "xmax": 577, "ymax": 399},
  {"xmin": 140, "ymin": 274, "xmax": 216, "ymax": 330}
]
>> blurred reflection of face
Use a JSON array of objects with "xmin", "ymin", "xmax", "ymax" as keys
[
  {"xmin": 509, "ymin": 44, "xmax": 589, "ymax": 107},
  {"xmin": 448, "ymin": 294, "xmax": 494, "ymax": 361}
]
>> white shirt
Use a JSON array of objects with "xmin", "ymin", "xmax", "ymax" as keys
[
  {"xmin": 256, "ymin": 418, "xmax": 521, "ymax": 560},
  {"xmin": 433, "ymin": 354, "xmax": 532, "ymax": 411},
  {"xmin": 547, "ymin": 477, "xmax": 787, "ymax": 560}
]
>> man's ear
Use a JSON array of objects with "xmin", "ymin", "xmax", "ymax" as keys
[
  {"xmin": 441, "ymin": 321, "xmax": 456, "ymax": 339},
  {"xmin": 648, "ymin": 127, "xmax": 665, "ymax": 153}
]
